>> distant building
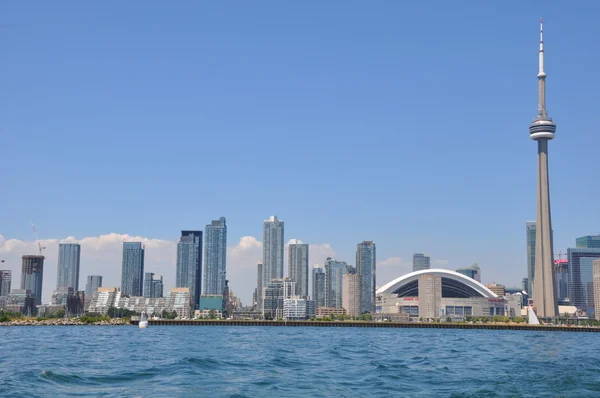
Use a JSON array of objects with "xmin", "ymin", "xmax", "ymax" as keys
[
  {"xmin": 121, "ymin": 242, "xmax": 144, "ymax": 297},
  {"xmin": 84, "ymin": 275, "xmax": 102, "ymax": 310},
  {"xmin": 56, "ymin": 243, "xmax": 81, "ymax": 291},
  {"xmin": 593, "ymin": 259, "xmax": 600, "ymax": 321},
  {"xmin": 262, "ymin": 278, "xmax": 295, "ymax": 320},
  {"xmin": 342, "ymin": 273, "xmax": 362, "ymax": 317},
  {"xmin": 4, "ymin": 289, "xmax": 36, "ymax": 315},
  {"xmin": 356, "ymin": 241, "xmax": 376, "ymax": 314},
  {"xmin": 88, "ymin": 287, "xmax": 121, "ymax": 315},
  {"xmin": 0, "ymin": 270, "xmax": 11, "ymax": 297},
  {"xmin": 312, "ymin": 266, "xmax": 326, "ymax": 308},
  {"xmin": 203, "ymin": 217, "xmax": 227, "ymax": 296},
  {"xmin": 419, "ymin": 274, "xmax": 442, "ymax": 319},
  {"xmin": 413, "ymin": 253, "xmax": 430, "ymax": 272},
  {"xmin": 144, "ymin": 273, "xmax": 163, "ymax": 298},
  {"xmin": 324, "ymin": 258, "xmax": 348, "ymax": 308},
  {"xmin": 88, "ymin": 287, "xmax": 192, "ymax": 318},
  {"xmin": 526, "ymin": 221, "xmax": 536, "ymax": 296},
  {"xmin": 288, "ymin": 243, "xmax": 309, "ymax": 298},
  {"xmin": 256, "ymin": 263, "xmax": 263, "ymax": 310},
  {"xmin": 456, "ymin": 264, "xmax": 481, "ymax": 282},
  {"xmin": 316, "ymin": 307, "xmax": 346, "ymax": 318},
  {"xmin": 199, "ymin": 295, "xmax": 224, "ymax": 312},
  {"xmin": 521, "ymin": 277, "xmax": 528, "ymax": 294},
  {"xmin": 553, "ymin": 259, "xmax": 569, "ymax": 302},
  {"xmin": 576, "ymin": 235, "xmax": 600, "ymax": 249},
  {"xmin": 263, "ymin": 216, "xmax": 284, "ymax": 284},
  {"xmin": 21, "ymin": 255, "xmax": 45, "ymax": 305},
  {"xmin": 568, "ymin": 248, "xmax": 600, "ymax": 318},
  {"xmin": 486, "ymin": 283, "xmax": 506, "ymax": 297},
  {"xmin": 176, "ymin": 231, "xmax": 202, "ymax": 310},
  {"xmin": 282, "ymin": 297, "xmax": 315, "ymax": 320}
]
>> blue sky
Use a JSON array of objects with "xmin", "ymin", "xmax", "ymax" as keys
[{"xmin": 1, "ymin": 1, "xmax": 599, "ymax": 303}]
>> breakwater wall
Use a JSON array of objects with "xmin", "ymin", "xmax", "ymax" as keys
[{"xmin": 133, "ymin": 319, "xmax": 600, "ymax": 333}]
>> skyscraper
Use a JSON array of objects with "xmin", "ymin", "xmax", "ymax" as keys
[
  {"xmin": 176, "ymin": 231, "xmax": 202, "ymax": 310},
  {"xmin": 356, "ymin": 241, "xmax": 376, "ymax": 314},
  {"xmin": 593, "ymin": 259, "xmax": 600, "ymax": 321},
  {"xmin": 576, "ymin": 235, "xmax": 600, "ymax": 249},
  {"xmin": 56, "ymin": 243, "xmax": 81, "ymax": 290},
  {"xmin": 256, "ymin": 263, "xmax": 263, "ymax": 310},
  {"xmin": 568, "ymin": 248, "xmax": 600, "ymax": 318},
  {"xmin": 324, "ymin": 257, "xmax": 348, "ymax": 308},
  {"xmin": 312, "ymin": 266, "xmax": 326, "ymax": 308},
  {"xmin": 144, "ymin": 272, "xmax": 163, "ymax": 298},
  {"xmin": 529, "ymin": 19, "xmax": 558, "ymax": 317},
  {"xmin": 342, "ymin": 272, "xmax": 362, "ymax": 317},
  {"xmin": 553, "ymin": 259, "xmax": 569, "ymax": 302},
  {"xmin": 413, "ymin": 253, "xmax": 430, "ymax": 272},
  {"xmin": 526, "ymin": 221, "xmax": 536, "ymax": 296},
  {"xmin": 456, "ymin": 263, "xmax": 481, "ymax": 282},
  {"xmin": 21, "ymin": 255, "xmax": 44, "ymax": 305},
  {"xmin": 203, "ymin": 217, "xmax": 227, "ymax": 296},
  {"xmin": 263, "ymin": 216, "xmax": 284, "ymax": 284},
  {"xmin": 0, "ymin": 270, "xmax": 12, "ymax": 297},
  {"xmin": 121, "ymin": 242, "xmax": 145, "ymax": 297},
  {"xmin": 84, "ymin": 275, "xmax": 102, "ymax": 310},
  {"xmin": 288, "ymin": 242, "xmax": 309, "ymax": 298}
]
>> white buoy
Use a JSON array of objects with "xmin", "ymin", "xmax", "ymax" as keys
[{"xmin": 139, "ymin": 311, "xmax": 149, "ymax": 329}]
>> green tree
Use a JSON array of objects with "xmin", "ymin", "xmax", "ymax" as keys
[
  {"xmin": 208, "ymin": 310, "xmax": 216, "ymax": 319},
  {"xmin": 55, "ymin": 309, "xmax": 66, "ymax": 319}
]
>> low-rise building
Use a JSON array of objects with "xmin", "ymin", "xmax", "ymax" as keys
[
  {"xmin": 316, "ymin": 307, "xmax": 346, "ymax": 318},
  {"xmin": 87, "ymin": 287, "xmax": 191, "ymax": 318}
]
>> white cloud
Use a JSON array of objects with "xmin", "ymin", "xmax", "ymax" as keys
[{"xmin": 376, "ymin": 257, "xmax": 412, "ymax": 288}]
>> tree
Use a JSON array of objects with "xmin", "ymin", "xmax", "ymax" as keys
[
  {"xmin": 208, "ymin": 310, "xmax": 216, "ymax": 319},
  {"xmin": 55, "ymin": 309, "xmax": 66, "ymax": 319}
]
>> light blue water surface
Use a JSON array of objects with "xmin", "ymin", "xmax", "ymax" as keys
[{"xmin": 0, "ymin": 326, "xmax": 598, "ymax": 397}]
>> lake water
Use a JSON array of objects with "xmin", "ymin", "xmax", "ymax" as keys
[{"xmin": 0, "ymin": 326, "xmax": 599, "ymax": 397}]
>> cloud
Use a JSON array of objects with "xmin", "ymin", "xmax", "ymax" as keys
[{"xmin": 376, "ymin": 257, "xmax": 412, "ymax": 289}]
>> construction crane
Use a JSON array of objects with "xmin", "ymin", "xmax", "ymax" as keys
[{"xmin": 30, "ymin": 221, "xmax": 46, "ymax": 255}]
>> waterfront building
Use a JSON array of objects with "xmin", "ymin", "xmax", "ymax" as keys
[
  {"xmin": 526, "ymin": 221, "xmax": 536, "ymax": 296},
  {"xmin": 456, "ymin": 264, "xmax": 481, "ymax": 282},
  {"xmin": 164, "ymin": 288, "xmax": 192, "ymax": 318},
  {"xmin": 121, "ymin": 242, "xmax": 145, "ymax": 297},
  {"xmin": 529, "ymin": 20, "xmax": 558, "ymax": 318},
  {"xmin": 88, "ymin": 287, "xmax": 122, "ymax": 315},
  {"xmin": 412, "ymin": 253, "xmax": 430, "ymax": 272},
  {"xmin": 4, "ymin": 289, "xmax": 36, "ymax": 315},
  {"xmin": 88, "ymin": 287, "xmax": 192, "ymax": 318},
  {"xmin": 256, "ymin": 263, "xmax": 263, "ymax": 310},
  {"xmin": 262, "ymin": 278, "xmax": 295, "ymax": 320},
  {"xmin": 288, "ymin": 242, "xmax": 309, "ymax": 298},
  {"xmin": 324, "ymin": 257, "xmax": 348, "ymax": 308},
  {"xmin": 263, "ymin": 216, "xmax": 284, "ymax": 284},
  {"xmin": 51, "ymin": 287, "xmax": 74, "ymax": 305},
  {"xmin": 419, "ymin": 275, "xmax": 442, "ymax": 320},
  {"xmin": 144, "ymin": 273, "xmax": 163, "ymax": 298},
  {"xmin": 593, "ymin": 259, "xmax": 600, "ymax": 321},
  {"xmin": 199, "ymin": 295, "xmax": 224, "ymax": 311},
  {"xmin": 342, "ymin": 273, "xmax": 362, "ymax": 317},
  {"xmin": 84, "ymin": 275, "xmax": 102, "ymax": 310},
  {"xmin": 0, "ymin": 270, "xmax": 11, "ymax": 297},
  {"xmin": 203, "ymin": 217, "xmax": 227, "ymax": 296},
  {"xmin": 577, "ymin": 235, "xmax": 600, "ymax": 249},
  {"xmin": 553, "ymin": 259, "xmax": 569, "ymax": 302},
  {"xmin": 356, "ymin": 241, "xmax": 376, "ymax": 314},
  {"xmin": 567, "ymin": 248, "xmax": 600, "ymax": 318},
  {"xmin": 312, "ymin": 266, "xmax": 326, "ymax": 308},
  {"xmin": 282, "ymin": 297, "xmax": 316, "ymax": 320},
  {"xmin": 21, "ymin": 255, "xmax": 44, "ymax": 305},
  {"xmin": 316, "ymin": 307, "xmax": 346, "ymax": 318},
  {"xmin": 56, "ymin": 243, "xmax": 81, "ymax": 291},
  {"xmin": 486, "ymin": 283, "xmax": 506, "ymax": 297},
  {"xmin": 176, "ymin": 231, "xmax": 202, "ymax": 310}
]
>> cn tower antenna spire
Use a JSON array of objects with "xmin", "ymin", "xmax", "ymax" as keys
[{"xmin": 537, "ymin": 17, "xmax": 547, "ymax": 116}]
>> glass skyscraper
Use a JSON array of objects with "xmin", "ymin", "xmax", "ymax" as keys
[
  {"xmin": 21, "ymin": 255, "xmax": 45, "ymax": 305},
  {"xmin": 413, "ymin": 253, "xmax": 430, "ymax": 272},
  {"xmin": 568, "ymin": 247, "xmax": 600, "ymax": 318},
  {"xmin": 263, "ymin": 216, "xmax": 284, "ymax": 284},
  {"xmin": 144, "ymin": 272, "xmax": 163, "ymax": 298},
  {"xmin": 56, "ymin": 243, "xmax": 81, "ymax": 290},
  {"xmin": 121, "ymin": 242, "xmax": 145, "ymax": 297},
  {"xmin": 456, "ymin": 264, "xmax": 481, "ymax": 282},
  {"xmin": 203, "ymin": 217, "xmax": 227, "ymax": 296},
  {"xmin": 576, "ymin": 235, "xmax": 600, "ymax": 249},
  {"xmin": 526, "ymin": 221, "xmax": 536, "ymax": 296},
  {"xmin": 176, "ymin": 231, "xmax": 202, "ymax": 310},
  {"xmin": 312, "ymin": 266, "xmax": 326, "ymax": 308},
  {"xmin": 325, "ymin": 257, "xmax": 348, "ymax": 308},
  {"xmin": 288, "ymin": 243, "xmax": 309, "ymax": 298},
  {"xmin": 356, "ymin": 241, "xmax": 376, "ymax": 314},
  {"xmin": 85, "ymin": 275, "xmax": 102, "ymax": 309},
  {"xmin": 0, "ymin": 270, "xmax": 12, "ymax": 297}
]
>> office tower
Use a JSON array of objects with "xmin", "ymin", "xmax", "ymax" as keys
[
  {"xmin": 568, "ymin": 248, "xmax": 600, "ymax": 318},
  {"xmin": 553, "ymin": 259, "xmax": 569, "ymax": 302},
  {"xmin": 522, "ymin": 277, "xmax": 529, "ymax": 294},
  {"xmin": 56, "ymin": 243, "xmax": 81, "ymax": 290},
  {"xmin": 203, "ymin": 217, "xmax": 227, "ymax": 296},
  {"xmin": 121, "ymin": 242, "xmax": 145, "ymax": 297},
  {"xmin": 312, "ymin": 266, "xmax": 326, "ymax": 307},
  {"xmin": 529, "ymin": 19, "xmax": 558, "ymax": 318},
  {"xmin": 263, "ymin": 216, "xmax": 284, "ymax": 284},
  {"xmin": 593, "ymin": 259, "xmax": 600, "ymax": 321},
  {"xmin": 84, "ymin": 275, "xmax": 103, "ymax": 310},
  {"xmin": 176, "ymin": 231, "xmax": 202, "ymax": 310},
  {"xmin": 356, "ymin": 241, "xmax": 376, "ymax": 314},
  {"xmin": 0, "ymin": 270, "xmax": 11, "ymax": 297},
  {"xmin": 324, "ymin": 257, "xmax": 348, "ymax": 308},
  {"xmin": 144, "ymin": 272, "xmax": 164, "ymax": 298},
  {"xmin": 418, "ymin": 274, "xmax": 441, "ymax": 320},
  {"xmin": 526, "ymin": 221, "xmax": 536, "ymax": 296},
  {"xmin": 288, "ymin": 243, "xmax": 309, "ymax": 298},
  {"xmin": 256, "ymin": 263, "xmax": 263, "ymax": 310},
  {"xmin": 486, "ymin": 283, "xmax": 506, "ymax": 297},
  {"xmin": 456, "ymin": 264, "xmax": 481, "ymax": 282},
  {"xmin": 576, "ymin": 235, "xmax": 600, "ymax": 249},
  {"xmin": 413, "ymin": 253, "xmax": 430, "ymax": 272},
  {"xmin": 342, "ymin": 273, "xmax": 362, "ymax": 317},
  {"xmin": 21, "ymin": 255, "xmax": 45, "ymax": 305}
]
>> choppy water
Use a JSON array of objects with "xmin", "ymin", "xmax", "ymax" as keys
[{"xmin": 1, "ymin": 326, "xmax": 599, "ymax": 397}]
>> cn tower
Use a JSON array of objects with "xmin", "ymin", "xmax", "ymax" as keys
[{"xmin": 529, "ymin": 18, "xmax": 557, "ymax": 318}]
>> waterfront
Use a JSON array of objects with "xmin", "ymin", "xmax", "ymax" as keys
[{"xmin": 1, "ymin": 327, "xmax": 599, "ymax": 397}]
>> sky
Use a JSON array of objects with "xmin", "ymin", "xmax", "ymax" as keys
[{"xmin": 1, "ymin": 1, "xmax": 599, "ymax": 305}]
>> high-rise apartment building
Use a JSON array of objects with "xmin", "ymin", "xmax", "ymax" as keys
[
  {"xmin": 121, "ymin": 242, "xmax": 145, "ymax": 297},
  {"xmin": 324, "ymin": 257, "xmax": 348, "ymax": 309},
  {"xmin": 203, "ymin": 217, "xmax": 227, "ymax": 296},
  {"xmin": 144, "ymin": 272, "xmax": 163, "ymax": 298},
  {"xmin": 176, "ymin": 231, "xmax": 202, "ymax": 310},
  {"xmin": 0, "ymin": 270, "xmax": 11, "ymax": 297},
  {"xmin": 577, "ymin": 235, "xmax": 600, "ymax": 249},
  {"xmin": 21, "ymin": 255, "xmax": 45, "ymax": 305},
  {"xmin": 593, "ymin": 259, "xmax": 600, "ymax": 321},
  {"xmin": 84, "ymin": 275, "xmax": 103, "ymax": 310},
  {"xmin": 312, "ymin": 266, "xmax": 326, "ymax": 307},
  {"xmin": 56, "ymin": 243, "xmax": 81, "ymax": 291},
  {"xmin": 356, "ymin": 241, "xmax": 376, "ymax": 314},
  {"xmin": 413, "ymin": 253, "xmax": 430, "ymax": 272},
  {"xmin": 342, "ymin": 272, "xmax": 362, "ymax": 317},
  {"xmin": 456, "ymin": 264, "xmax": 481, "ymax": 282},
  {"xmin": 256, "ymin": 263, "xmax": 263, "ymax": 310},
  {"xmin": 288, "ymin": 243, "xmax": 309, "ymax": 298},
  {"xmin": 263, "ymin": 216, "xmax": 284, "ymax": 284},
  {"xmin": 418, "ymin": 274, "xmax": 441, "ymax": 320},
  {"xmin": 568, "ymin": 248, "xmax": 600, "ymax": 318},
  {"xmin": 526, "ymin": 221, "xmax": 536, "ymax": 296}
]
